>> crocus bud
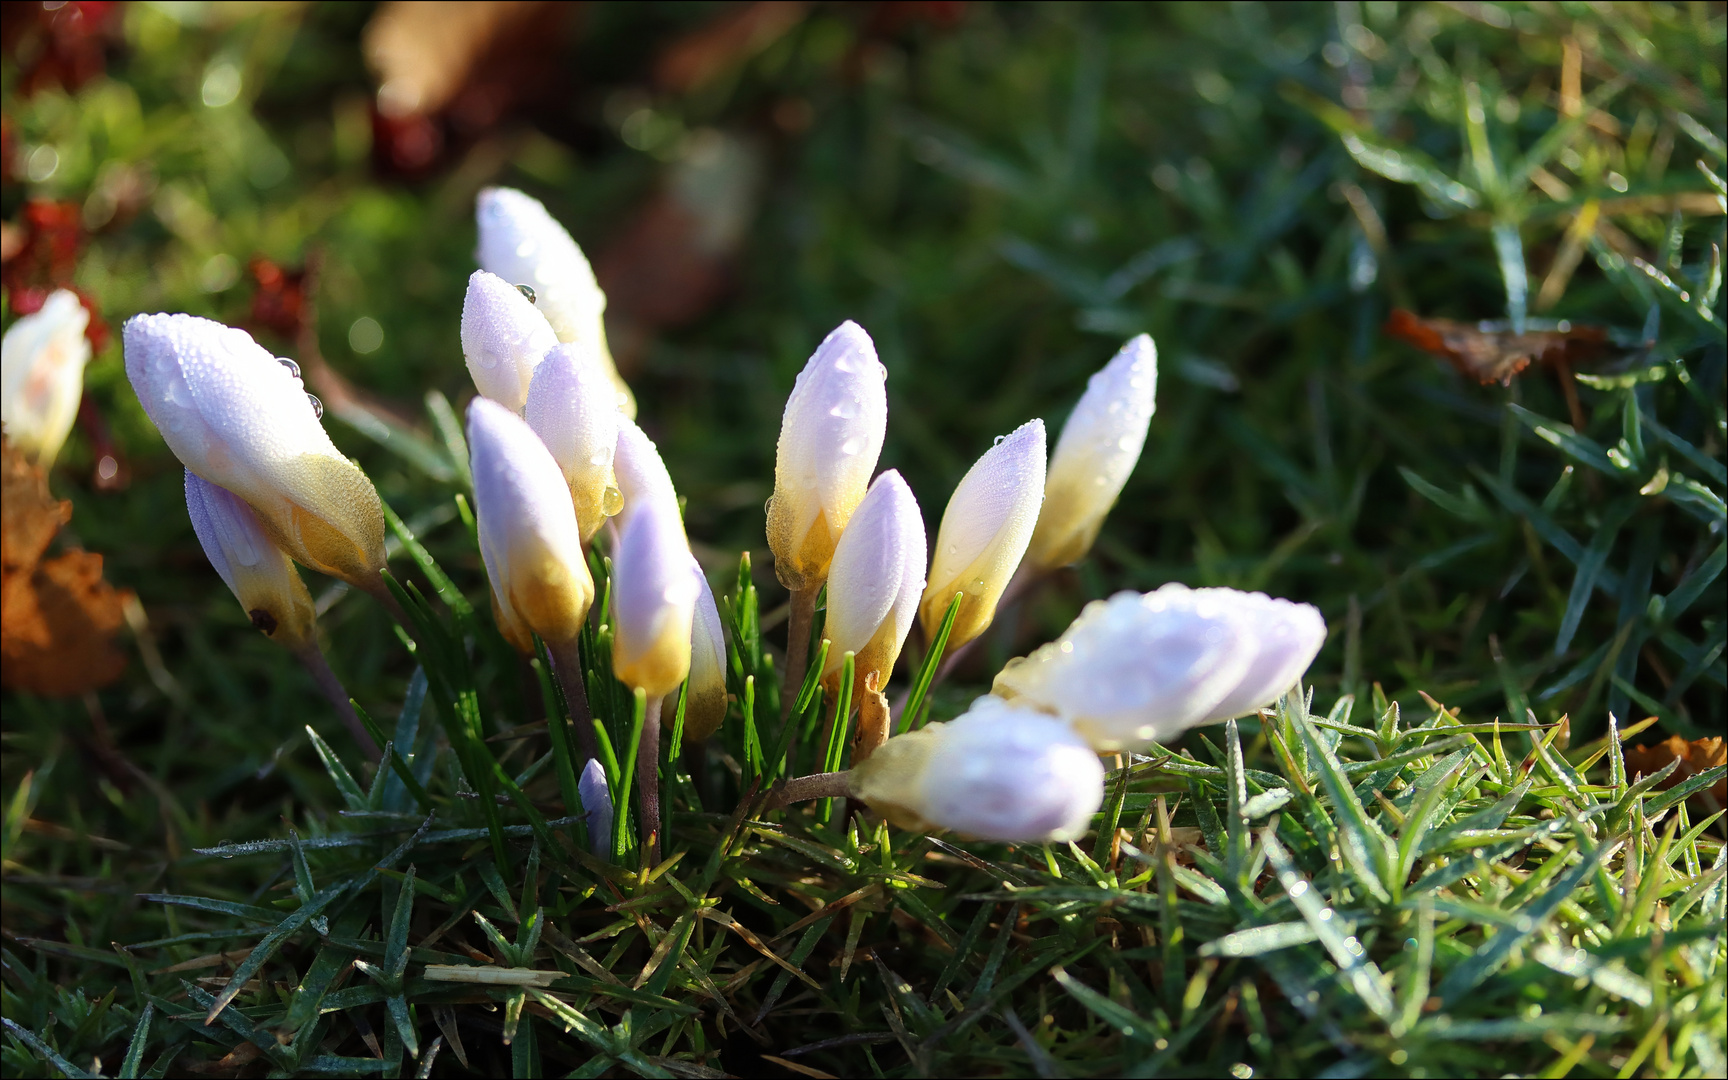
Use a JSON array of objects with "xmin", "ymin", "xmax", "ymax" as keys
[
  {"xmin": 461, "ymin": 270, "xmax": 558, "ymax": 413},
  {"xmin": 475, "ymin": 187, "xmax": 635, "ymax": 417},
  {"xmin": 1, "ymin": 290, "xmax": 91, "ymax": 467},
  {"xmin": 123, "ymin": 314, "xmax": 387, "ymax": 591},
  {"xmin": 821, "ymin": 471, "xmax": 925, "ymax": 699},
  {"xmin": 919, "ymin": 418, "xmax": 1046, "ymax": 653},
  {"xmin": 611, "ymin": 497, "xmax": 698, "ymax": 697},
  {"xmin": 1025, "ymin": 335, "xmax": 1156, "ymax": 572},
  {"xmin": 992, "ymin": 585, "xmax": 1326, "ymax": 751},
  {"xmin": 524, "ymin": 344, "xmax": 622, "ymax": 543},
  {"xmin": 468, "ymin": 397, "xmax": 594, "ymax": 651},
  {"xmin": 850, "ymin": 696, "xmax": 1103, "ymax": 842},
  {"xmin": 683, "ymin": 562, "xmax": 728, "ymax": 741},
  {"xmin": 578, "ymin": 758, "xmax": 613, "ymax": 855},
  {"xmin": 185, "ymin": 470, "xmax": 316, "ymax": 650},
  {"xmin": 612, "ymin": 417, "xmax": 679, "ymax": 530},
  {"xmin": 765, "ymin": 321, "xmax": 887, "ymax": 594}
]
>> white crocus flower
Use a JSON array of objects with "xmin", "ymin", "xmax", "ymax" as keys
[
  {"xmin": 765, "ymin": 321, "xmax": 887, "ymax": 595},
  {"xmin": 821, "ymin": 470, "xmax": 926, "ymax": 699},
  {"xmin": 461, "ymin": 270, "xmax": 559, "ymax": 414},
  {"xmin": 919, "ymin": 418, "xmax": 1046, "ymax": 654},
  {"xmin": 612, "ymin": 417, "xmax": 679, "ymax": 531},
  {"xmin": 475, "ymin": 186, "xmax": 635, "ymax": 417},
  {"xmin": 184, "ymin": 470, "xmax": 316, "ymax": 650},
  {"xmin": 578, "ymin": 758, "xmax": 614, "ymax": 856},
  {"xmin": 1025, "ymin": 334, "xmax": 1156, "ymax": 572},
  {"xmin": 468, "ymin": 397, "xmax": 594, "ymax": 653},
  {"xmin": 123, "ymin": 314, "xmax": 388, "ymax": 592},
  {"xmin": 525, "ymin": 343, "xmax": 622, "ymax": 543},
  {"xmin": 611, "ymin": 496, "xmax": 699, "ymax": 697},
  {"xmin": 1, "ymin": 290, "xmax": 91, "ymax": 467},
  {"xmin": 683, "ymin": 562, "xmax": 729, "ymax": 742},
  {"xmin": 992, "ymin": 584, "xmax": 1326, "ymax": 751},
  {"xmin": 850, "ymin": 696, "xmax": 1103, "ymax": 842}
]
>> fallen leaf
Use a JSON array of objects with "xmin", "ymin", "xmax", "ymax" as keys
[
  {"xmin": 1624, "ymin": 734, "xmax": 1727, "ymax": 811},
  {"xmin": 1383, "ymin": 308, "xmax": 1609, "ymax": 386}
]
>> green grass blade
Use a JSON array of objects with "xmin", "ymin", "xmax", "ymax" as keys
[
  {"xmin": 1260, "ymin": 826, "xmax": 1395, "ymax": 1022},
  {"xmin": 1288, "ymin": 695, "xmax": 1393, "ymax": 902},
  {"xmin": 899, "ymin": 592, "xmax": 962, "ymax": 734}
]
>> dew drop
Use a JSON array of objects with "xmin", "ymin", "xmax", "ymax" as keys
[
  {"xmin": 516, "ymin": 240, "xmax": 538, "ymax": 259},
  {"xmin": 515, "ymin": 283, "xmax": 537, "ymax": 304},
  {"xmin": 307, "ymin": 393, "xmax": 324, "ymax": 419},
  {"xmin": 1287, "ymin": 880, "xmax": 1309, "ymax": 898},
  {"xmin": 833, "ymin": 356, "xmax": 855, "ymax": 374},
  {"xmin": 839, "ymin": 436, "xmax": 863, "ymax": 456},
  {"xmin": 601, "ymin": 485, "xmax": 624, "ymax": 516},
  {"xmin": 830, "ymin": 400, "xmax": 859, "ymax": 419},
  {"xmin": 1118, "ymin": 435, "xmax": 1139, "ymax": 451},
  {"xmin": 277, "ymin": 357, "xmax": 302, "ymax": 380},
  {"xmin": 589, "ymin": 449, "xmax": 612, "ymax": 467}
]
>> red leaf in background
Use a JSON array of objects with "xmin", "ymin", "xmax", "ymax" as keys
[
  {"xmin": 1383, "ymin": 308, "xmax": 1609, "ymax": 387},
  {"xmin": 2, "ymin": 200, "xmax": 109, "ymax": 350},
  {"xmin": 0, "ymin": 0, "xmax": 121, "ymax": 98},
  {"xmin": 248, "ymin": 256, "xmax": 311, "ymax": 342},
  {"xmin": 1624, "ymin": 735, "xmax": 1727, "ymax": 814}
]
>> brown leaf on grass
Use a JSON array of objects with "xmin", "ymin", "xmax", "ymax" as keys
[
  {"xmin": 1, "ymin": 436, "xmax": 129, "ymax": 695},
  {"xmin": 1383, "ymin": 308, "xmax": 1610, "ymax": 386},
  {"xmin": 1624, "ymin": 734, "xmax": 1727, "ymax": 811}
]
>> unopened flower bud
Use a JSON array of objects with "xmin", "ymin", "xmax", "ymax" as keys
[
  {"xmin": 185, "ymin": 470, "xmax": 316, "ymax": 649},
  {"xmin": 992, "ymin": 585, "xmax": 1326, "ymax": 750},
  {"xmin": 461, "ymin": 270, "xmax": 558, "ymax": 413},
  {"xmin": 850, "ymin": 696, "xmax": 1103, "ymax": 842},
  {"xmin": 524, "ymin": 344, "xmax": 622, "ymax": 543},
  {"xmin": 1025, "ymin": 334, "xmax": 1156, "ymax": 572},
  {"xmin": 683, "ymin": 562, "xmax": 728, "ymax": 741},
  {"xmin": 611, "ymin": 497, "xmax": 698, "ymax": 697},
  {"xmin": 612, "ymin": 417, "xmax": 679, "ymax": 531},
  {"xmin": 765, "ymin": 321, "xmax": 887, "ymax": 594},
  {"xmin": 1, "ymin": 290, "xmax": 91, "ymax": 467},
  {"xmin": 821, "ymin": 471, "xmax": 925, "ymax": 699},
  {"xmin": 124, "ymin": 314, "xmax": 387, "ymax": 591},
  {"xmin": 578, "ymin": 757, "xmax": 613, "ymax": 855},
  {"xmin": 475, "ymin": 187, "xmax": 635, "ymax": 417},
  {"xmin": 919, "ymin": 418, "xmax": 1045, "ymax": 653},
  {"xmin": 468, "ymin": 397, "xmax": 594, "ymax": 651}
]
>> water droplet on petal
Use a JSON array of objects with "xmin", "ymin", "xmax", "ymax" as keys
[
  {"xmin": 839, "ymin": 437, "xmax": 863, "ymax": 456},
  {"xmin": 589, "ymin": 449, "xmax": 612, "ymax": 467},
  {"xmin": 830, "ymin": 400, "xmax": 859, "ymax": 419},
  {"xmin": 515, "ymin": 283, "xmax": 537, "ymax": 304},
  {"xmin": 307, "ymin": 393, "xmax": 324, "ymax": 419},
  {"xmin": 516, "ymin": 240, "xmax": 537, "ymax": 259},
  {"xmin": 277, "ymin": 357, "xmax": 301, "ymax": 380},
  {"xmin": 833, "ymin": 356, "xmax": 855, "ymax": 373},
  {"xmin": 601, "ymin": 485, "xmax": 624, "ymax": 516}
]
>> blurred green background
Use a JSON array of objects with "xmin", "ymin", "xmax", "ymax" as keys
[{"xmin": 2, "ymin": 0, "xmax": 1723, "ymax": 991}]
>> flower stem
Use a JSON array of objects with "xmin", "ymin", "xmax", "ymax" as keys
[
  {"xmin": 766, "ymin": 770, "xmax": 852, "ymax": 810},
  {"xmin": 638, "ymin": 694, "xmax": 664, "ymax": 864},
  {"xmin": 293, "ymin": 642, "xmax": 378, "ymax": 761},
  {"xmin": 544, "ymin": 637, "xmax": 599, "ymax": 765},
  {"xmin": 780, "ymin": 586, "xmax": 819, "ymax": 722}
]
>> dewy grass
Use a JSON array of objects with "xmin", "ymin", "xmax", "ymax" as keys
[{"xmin": 2, "ymin": 2, "xmax": 1724, "ymax": 1078}]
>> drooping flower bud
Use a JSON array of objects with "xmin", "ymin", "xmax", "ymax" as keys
[
  {"xmin": 919, "ymin": 418, "xmax": 1046, "ymax": 654},
  {"xmin": 821, "ymin": 471, "xmax": 925, "ymax": 699},
  {"xmin": 992, "ymin": 585, "xmax": 1326, "ymax": 751},
  {"xmin": 1025, "ymin": 334, "xmax": 1156, "ymax": 572},
  {"xmin": 461, "ymin": 270, "xmax": 558, "ymax": 413},
  {"xmin": 123, "ymin": 314, "xmax": 387, "ymax": 591},
  {"xmin": 1, "ymin": 290, "xmax": 91, "ymax": 467},
  {"xmin": 524, "ymin": 344, "xmax": 622, "ymax": 543},
  {"xmin": 578, "ymin": 757, "xmax": 613, "ymax": 855},
  {"xmin": 611, "ymin": 496, "xmax": 698, "ymax": 697},
  {"xmin": 468, "ymin": 397, "xmax": 594, "ymax": 652},
  {"xmin": 612, "ymin": 417, "xmax": 679, "ymax": 531},
  {"xmin": 683, "ymin": 561, "xmax": 728, "ymax": 742},
  {"xmin": 184, "ymin": 470, "xmax": 316, "ymax": 650},
  {"xmin": 850, "ymin": 696, "xmax": 1103, "ymax": 842},
  {"xmin": 765, "ymin": 321, "xmax": 887, "ymax": 594},
  {"xmin": 475, "ymin": 187, "xmax": 635, "ymax": 417}
]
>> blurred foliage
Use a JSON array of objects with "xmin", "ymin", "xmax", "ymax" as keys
[{"xmin": 1, "ymin": 1, "xmax": 1724, "ymax": 1077}]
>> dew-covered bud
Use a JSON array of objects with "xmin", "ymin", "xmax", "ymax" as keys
[
  {"xmin": 821, "ymin": 471, "xmax": 925, "ymax": 700},
  {"xmin": 992, "ymin": 585, "xmax": 1326, "ymax": 750},
  {"xmin": 611, "ymin": 496, "xmax": 698, "ymax": 697},
  {"xmin": 612, "ymin": 417, "xmax": 679, "ymax": 532},
  {"xmin": 476, "ymin": 187, "xmax": 635, "ymax": 417},
  {"xmin": 124, "ymin": 314, "xmax": 387, "ymax": 591},
  {"xmin": 1, "ymin": 290, "xmax": 91, "ymax": 467},
  {"xmin": 849, "ymin": 696, "xmax": 1103, "ymax": 843},
  {"xmin": 468, "ymin": 397, "xmax": 594, "ymax": 651},
  {"xmin": 578, "ymin": 758, "xmax": 613, "ymax": 855},
  {"xmin": 185, "ymin": 470, "xmax": 316, "ymax": 650},
  {"xmin": 461, "ymin": 270, "xmax": 558, "ymax": 413},
  {"xmin": 524, "ymin": 344, "xmax": 622, "ymax": 543},
  {"xmin": 919, "ymin": 418, "xmax": 1046, "ymax": 654},
  {"xmin": 1025, "ymin": 334, "xmax": 1156, "ymax": 572},
  {"xmin": 765, "ymin": 321, "xmax": 887, "ymax": 595}
]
